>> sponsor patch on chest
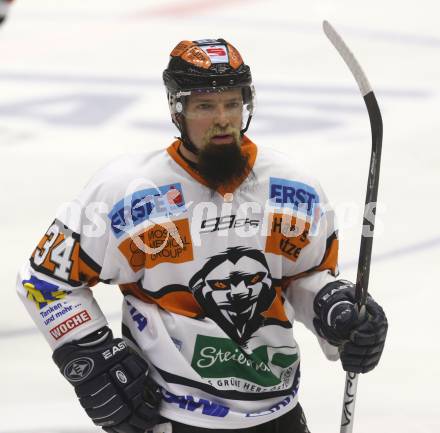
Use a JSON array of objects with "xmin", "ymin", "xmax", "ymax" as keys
[
  {"xmin": 109, "ymin": 183, "xmax": 186, "ymax": 238},
  {"xmin": 269, "ymin": 177, "xmax": 319, "ymax": 216},
  {"xmin": 191, "ymin": 335, "xmax": 298, "ymax": 391},
  {"xmin": 265, "ymin": 213, "xmax": 311, "ymax": 262},
  {"xmin": 118, "ymin": 218, "xmax": 193, "ymax": 270}
]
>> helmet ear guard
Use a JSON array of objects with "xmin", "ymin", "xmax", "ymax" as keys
[{"xmin": 166, "ymin": 90, "xmax": 199, "ymax": 154}]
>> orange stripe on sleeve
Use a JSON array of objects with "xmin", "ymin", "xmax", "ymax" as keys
[
  {"xmin": 282, "ymin": 234, "xmax": 339, "ymax": 288},
  {"xmin": 119, "ymin": 283, "xmax": 203, "ymax": 318}
]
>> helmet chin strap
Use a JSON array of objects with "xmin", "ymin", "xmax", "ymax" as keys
[
  {"xmin": 241, "ymin": 113, "xmax": 253, "ymax": 135},
  {"xmin": 174, "ymin": 115, "xmax": 200, "ymax": 156},
  {"xmin": 181, "ymin": 138, "xmax": 200, "ymax": 155}
]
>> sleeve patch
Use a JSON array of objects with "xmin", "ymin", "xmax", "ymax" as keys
[
  {"xmin": 30, "ymin": 220, "xmax": 101, "ymax": 287},
  {"xmin": 49, "ymin": 310, "xmax": 92, "ymax": 340},
  {"xmin": 22, "ymin": 275, "xmax": 71, "ymax": 310}
]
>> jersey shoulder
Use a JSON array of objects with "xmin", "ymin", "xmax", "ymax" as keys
[
  {"xmin": 254, "ymin": 144, "xmax": 328, "ymax": 204},
  {"xmin": 77, "ymin": 148, "xmax": 173, "ymax": 205}
]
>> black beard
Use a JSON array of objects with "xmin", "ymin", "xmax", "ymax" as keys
[{"xmin": 197, "ymin": 142, "xmax": 250, "ymax": 190}]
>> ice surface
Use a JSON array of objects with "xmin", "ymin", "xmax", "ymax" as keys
[{"xmin": 1, "ymin": 1, "xmax": 439, "ymax": 432}]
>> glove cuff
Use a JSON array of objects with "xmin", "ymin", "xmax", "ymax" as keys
[
  {"xmin": 313, "ymin": 280, "xmax": 356, "ymax": 317},
  {"xmin": 313, "ymin": 280, "xmax": 359, "ymax": 346},
  {"xmin": 52, "ymin": 326, "xmax": 113, "ymax": 372}
]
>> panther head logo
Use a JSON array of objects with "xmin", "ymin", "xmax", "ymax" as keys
[{"xmin": 189, "ymin": 247, "xmax": 275, "ymax": 346}]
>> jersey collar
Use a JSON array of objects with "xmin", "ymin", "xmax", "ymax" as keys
[{"xmin": 166, "ymin": 135, "xmax": 258, "ymax": 196}]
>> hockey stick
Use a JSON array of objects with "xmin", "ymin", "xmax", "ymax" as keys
[{"xmin": 322, "ymin": 21, "xmax": 383, "ymax": 433}]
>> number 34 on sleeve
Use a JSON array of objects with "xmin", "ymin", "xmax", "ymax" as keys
[{"xmin": 30, "ymin": 219, "xmax": 101, "ymax": 288}]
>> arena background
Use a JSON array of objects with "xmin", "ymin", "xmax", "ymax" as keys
[{"xmin": 1, "ymin": 1, "xmax": 439, "ymax": 432}]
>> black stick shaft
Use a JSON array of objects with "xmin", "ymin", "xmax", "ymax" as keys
[
  {"xmin": 356, "ymin": 92, "xmax": 383, "ymax": 306},
  {"xmin": 322, "ymin": 21, "xmax": 384, "ymax": 433}
]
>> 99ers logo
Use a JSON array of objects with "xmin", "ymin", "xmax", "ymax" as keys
[{"xmin": 200, "ymin": 215, "xmax": 259, "ymax": 233}]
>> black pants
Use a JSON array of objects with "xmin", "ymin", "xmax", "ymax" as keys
[{"xmin": 163, "ymin": 403, "xmax": 310, "ymax": 433}]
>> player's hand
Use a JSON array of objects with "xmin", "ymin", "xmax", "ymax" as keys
[
  {"xmin": 313, "ymin": 280, "xmax": 388, "ymax": 373},
  {"xmin": 53, "ymin": 327, "xmax": 161, "ymax": 432}
]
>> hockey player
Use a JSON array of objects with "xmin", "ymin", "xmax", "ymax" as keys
[
  {"xmin": 0, "ymin": 0, "xmax": 13, "ymax": 26},
  {"xmin": 17, "ymin": 39, "xmax": 387, "ymax": 433}
]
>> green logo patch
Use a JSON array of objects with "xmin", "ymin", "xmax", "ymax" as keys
[{"xmin": 191, "ymin": 335, "xmax": 298, "ymax": 387}]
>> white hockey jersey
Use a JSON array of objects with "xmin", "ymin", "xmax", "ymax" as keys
[{"xmin": 17, "ymin": 136, "xmax": 339, "ymax": 429}]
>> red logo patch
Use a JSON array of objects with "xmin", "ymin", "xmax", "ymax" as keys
[
  {"xmin": 206, "ymin": 47, "xmax": 227, "ymax": 56},
  {"xmin": 50, "ymin": 310, "xmax": 91, "ymax": 340}
]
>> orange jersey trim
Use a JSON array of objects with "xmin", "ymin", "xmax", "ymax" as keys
[
  {"xmin": 262, "ymin": 286, "xmax": 290, "ymax": 323},
  {"xmin": 166, "ymin": 135, "xmax": 258, "ymax": 196},
  {"xmin": 281, "ymin": 234, "xmax": 339, "ymax": 289},
  {"xmin": 120, "ymin": 283, "xmax": 203, "ymax": 318}
]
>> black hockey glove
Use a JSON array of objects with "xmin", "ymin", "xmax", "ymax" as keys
[
  {"xmin": 313, "ymin": 280, "xmax": 388, "ymax": 374},
  {"xmin": 53, "ymin": 327, "xmax": 161, "ymax": 433}
]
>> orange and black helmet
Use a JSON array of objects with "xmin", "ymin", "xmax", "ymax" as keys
[
  {"xmin": 163, "ymin": 38, "xmax": 252, "ymax": 91},
  {"xmin": 163, "ymin": 38, "xmax": 255, "ymax": 151}
]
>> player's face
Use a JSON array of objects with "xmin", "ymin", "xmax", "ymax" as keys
[{"xmin": 184, "ymin": 88, "xmax": 243, "ymax": 151}]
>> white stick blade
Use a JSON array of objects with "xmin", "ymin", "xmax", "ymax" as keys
[{"xmin": 323, "ymin": 20, "xmax": 372, "ymax": 96}]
